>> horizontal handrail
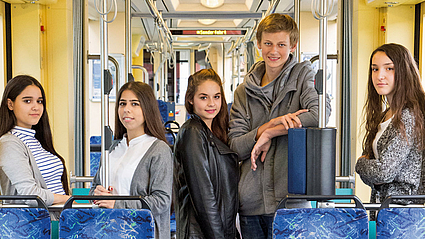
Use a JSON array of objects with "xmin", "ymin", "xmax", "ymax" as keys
[
  {"xmin": 63, "ymin": 195, "xmax": 150, "ymax": 210},
  {"xmin": 379, "ymin": 195, "xmax": 425, "ymax": 210},
  {"xmin": 71, "ymin": 175, "xmax": 354, "ymax": 184},
  {"xmin": 277, "ymin": 195, "xmax": 365, "ymax": 210},
  {"xmin": 70, "ymin": 175, "xmax": 94, "ymax": 183},
  {"xmin": 0, "ymin": 195, "xmax": 48, "ymax": 209},
  {"xmin": 336, "ymin": 175, "xmax": 355, "ymax": 184}
]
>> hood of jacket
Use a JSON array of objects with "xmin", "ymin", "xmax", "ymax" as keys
[
  {"xmin": 243, "ymin": 54, "xmax": 316, "ymax": 114},
  {"xmin": 245, "ymin": 54, "xmax": 297, "ymax": 92}
]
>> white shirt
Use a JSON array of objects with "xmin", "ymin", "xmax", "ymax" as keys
[
  {"xmin": 109, "ymin": 134, "xmax": 157, "ymax": 195},
  {"xmin": 373, "ymin": 116, "xmax": 393, "ymax": 159}
]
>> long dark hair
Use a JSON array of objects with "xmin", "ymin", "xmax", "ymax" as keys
[
  {"xmin": 185, "ymin": 69, "xmax": 229, "ymax": 144},
  {"xmin": 114, "ymin": 81, "xmax": 168, "ymax": 144},
  {"xmin": 363, "ymin": 43, "xmax": 425, "ymax": 156},
  {"xmin": 0, "ymin": 75, "xmax": 69, "ymax": 194}
]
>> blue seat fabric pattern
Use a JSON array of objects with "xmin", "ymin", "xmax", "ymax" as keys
[
  {"xmin": 89, "ymin": 136, "xmax": 101, "ymax": 176},
  {"xmin": 59, "ymin": 208, "xmax": 155, "ymax": 239},
  {"xmin": 0, "ymin": 208, "xmax": 50, "ymax": 239},
  {"xmin": 377, "ymin": 208, "xmax": 425, "ymax": 238},
  {"xmin": 273, "ymin": 208, "xmax": 368, "ymax": 238}
]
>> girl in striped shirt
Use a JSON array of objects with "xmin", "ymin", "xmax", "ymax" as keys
[{"xmin": 0, "ymin": 75, "xmax": 70, "ymax": 206}]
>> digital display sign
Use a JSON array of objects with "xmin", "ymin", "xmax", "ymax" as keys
[{"xmin": 171, "ymin": 30, "xmax": 246, "ymax": 36}]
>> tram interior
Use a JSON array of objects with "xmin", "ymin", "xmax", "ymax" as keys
[{"xmin": 0, "ymin": 0, "xmax": 424, "ymax": 238}]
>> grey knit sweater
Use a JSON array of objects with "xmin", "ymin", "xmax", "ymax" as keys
[
  {"xmin": 356, "ymin": 108, "xmax": 423, "ymax": 209},
  {"xmin": 90, "ymin": 139, "xmax": 173, "ymax": 239}
]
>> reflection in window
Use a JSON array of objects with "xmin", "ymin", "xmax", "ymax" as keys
[{"xmin": 175, "ymin": 50, "xmax": 191, "ymax": 105}]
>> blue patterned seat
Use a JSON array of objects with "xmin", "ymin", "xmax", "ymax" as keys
[
  {"xmin": 0, "ymin": 196, "xmax": 50, "ymax": 239},
  {"xmin": 59, "ymin": 208, "xmax": 155, "ymax": 239},
  {"xmin": 273, "ymin": 195, "xmax": 369, "ymax": 239},
  {"xmin": 377, "ymin": 208, "xmax": 425, "ymax": 238},
  {"xmin": 59, "ymin": 195, "xmax": 154, "ymax": 239},
  {"xmin": 273, "ymin": 208, "xmax": 369, "ymax": 238},
  {"xmin": 376, "ymin": 195, "xmax": 425, "ymax": 239},
  {"xmin": 89, "ymin": 136, "xmax": 101, "ymax": 176},
  {"xmin": 0, "ymin": 208, "xmax": 50, "ymax": 239}
]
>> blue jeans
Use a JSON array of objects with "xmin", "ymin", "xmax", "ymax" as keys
[{"xmin": 239, "ymin": 215, "xmax": 274, "ymax": 239}]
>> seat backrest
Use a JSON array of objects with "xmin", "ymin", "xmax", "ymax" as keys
[
  {"xmin": 377, "ymin": 208, "xmax": 425, "ymax": 238},
  {"xmin": 273, "ymin": 208, "xmax": 368, "ymax": 239},
  {"xmin": 0, "ymin": 208, "xmax": 50, "ymax": 239},
  {"xmin": 59, "ymin": 208, "xmax": 155, "ymax": 238}
]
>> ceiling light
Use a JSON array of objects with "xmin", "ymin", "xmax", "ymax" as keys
[
  {"xmin": 198, "ymin": 19, "xmax": 217, "ymax": 25},
  {"xmin": 200, "ymin": 0, "xmax": 224, "ymax": 8}
]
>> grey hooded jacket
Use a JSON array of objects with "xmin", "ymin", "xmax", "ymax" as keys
[{"xmin": 229, "ymin": 55, "xmax": 331, "ymax": 215}]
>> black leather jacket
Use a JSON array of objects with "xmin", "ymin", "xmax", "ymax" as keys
[{"xmin": 174, "ymin": 115, "xmax": 239, "ymax": 239}]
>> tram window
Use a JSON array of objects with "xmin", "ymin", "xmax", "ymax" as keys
[
  {"xmin": 195, "ymin": 50, "xmax": 211, "ymax": 71},
  {"xmin": 167, "ymin": 55, "xmax": 175, "ymax": 102},
  {"xmin": 302, "ymin": 53, "xmax": 337, "ymax": 128},
  {"xmin": 175, "ymin": 50, "xmax": 190, "ymax": 105},
  {"xmin": 143, "ymin": 49, "xmax": 154, "ymax": 88},
  {"xmin": 88, "ymin": 54, "xmax": 124, "ymax": 102}
]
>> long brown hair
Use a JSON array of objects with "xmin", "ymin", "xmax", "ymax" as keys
[
  {"xmin": 0, "ymin": 75, "xmax": 69, "ymax": 194},
  {"xmin": 363, "ymin": 43, "xmax": 425, "ymax": 156},
  {"xmin": 114, "ymin": 81, "xmax": 168, "ymax": 144},
  {"xmin": 185, "ymin": 69, "xmax": 229, "ymax": 144}
]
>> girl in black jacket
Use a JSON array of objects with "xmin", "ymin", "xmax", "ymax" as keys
[{"xmin": 174, "ymin": 69, "xmax": 239, "ymax": 239}]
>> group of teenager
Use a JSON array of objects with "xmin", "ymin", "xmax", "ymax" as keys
[{"xmin": 0, "ymin": 12, "xmax": 424, "ymax": 239}]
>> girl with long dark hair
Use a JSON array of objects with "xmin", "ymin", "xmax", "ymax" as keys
[
  {"xmin": 174, "ymin": 69, "xmax": 239, "ymax": 239},
  {"xmin": 90, "ymin": 81, "xmax": 172, "ymax": 239},
  {"xmin": 0, "ymin": 75, "xmax": 70, "ymax": 206},
  {"xmin": 356, "ymin": 43, "xmax": 425, "ymax": 219}
]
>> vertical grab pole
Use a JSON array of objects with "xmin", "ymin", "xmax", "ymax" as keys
[
  {"xmin": 100, "ymin": 0, "xmax": 113, "ymax": 188},
  {"xmin": 294, "ymin": 0, "xmax": 301, "ymax": 63},
  {"xmin": 318, "ymin": 0, "xmax": 327, "ymax": 128},
  {"xmin": 306, "ymin": 0, "xmax": 335, "ymax": 196},
  {"xmin": 125, "ymin": 0, "xmax": 133, "ymax": 83},
  {"xmin": 236, "ymin": 47, "xmax": 240, "ymax": 86}
]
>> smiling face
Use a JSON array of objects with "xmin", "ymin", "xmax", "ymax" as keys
[
  {"xmin": 257, "ymin": 31, "xmax": 296, "ymax": 74},
  {"xmin": 118, "ymin": 89, "xmax": 145, "ymax": 139},
  {"xmin": 371, "ymin": 51, "xmax": 395, "ymax": 102},
  {"xmin": 7, "ymin": 85, "xmax": 44, "ymax": 129},
  {"xmin": 191, "ymin": 80, "xmax": 222, "ymax": 129}
]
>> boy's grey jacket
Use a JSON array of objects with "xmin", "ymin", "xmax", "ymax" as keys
[
  {"xmin": 0, "ymin": 133, "xmax": 55, "ymax": 206},
  {"xmin": 356, "ymin": 108, "xmax": 423, "ymax": 207},
  {"xmin": 229, "ymin": 56, "xmax": 331, "ymax": 215},
  {"xmin": 90, "ymin": 139, "xmax": 173, "ymax": 239}
]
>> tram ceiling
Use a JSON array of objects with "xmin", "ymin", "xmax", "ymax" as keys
[
  {"xmin": 130, "ymin": 0, "xmax": 297, "ymax": 47},
  {"xmin": 88, "ymin": 0, "xmax": 315, "ymax": 48}
]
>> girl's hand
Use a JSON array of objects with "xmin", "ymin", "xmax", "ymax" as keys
[
  {"xmin": 94, "ymin": 199, "xmax": 116, "ymax": 209},
  {"xmin": 93, "ymin": 185, "xmax": 115, "ymax": 209},
  {"xmin": 93, "ymin": 185, "xmax": 111, "ymax": 196}
]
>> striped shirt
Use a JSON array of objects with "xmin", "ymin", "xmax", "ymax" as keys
[{"xmin": 11, "ymin": 126, "xmax": 65, "ymax": 195}]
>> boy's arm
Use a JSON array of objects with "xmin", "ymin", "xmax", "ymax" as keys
[
  {"xmin": 251, "ymin": 110, "xmax": 307, "ymax": 170},
  {"xmin": 229, "ymin": 86, "xmax": 259, "ymax": 161}
]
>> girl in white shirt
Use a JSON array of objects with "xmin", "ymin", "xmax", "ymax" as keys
[{"xmin": 90, "ymin": 81, "xmax": 173, "ymax": 239}]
